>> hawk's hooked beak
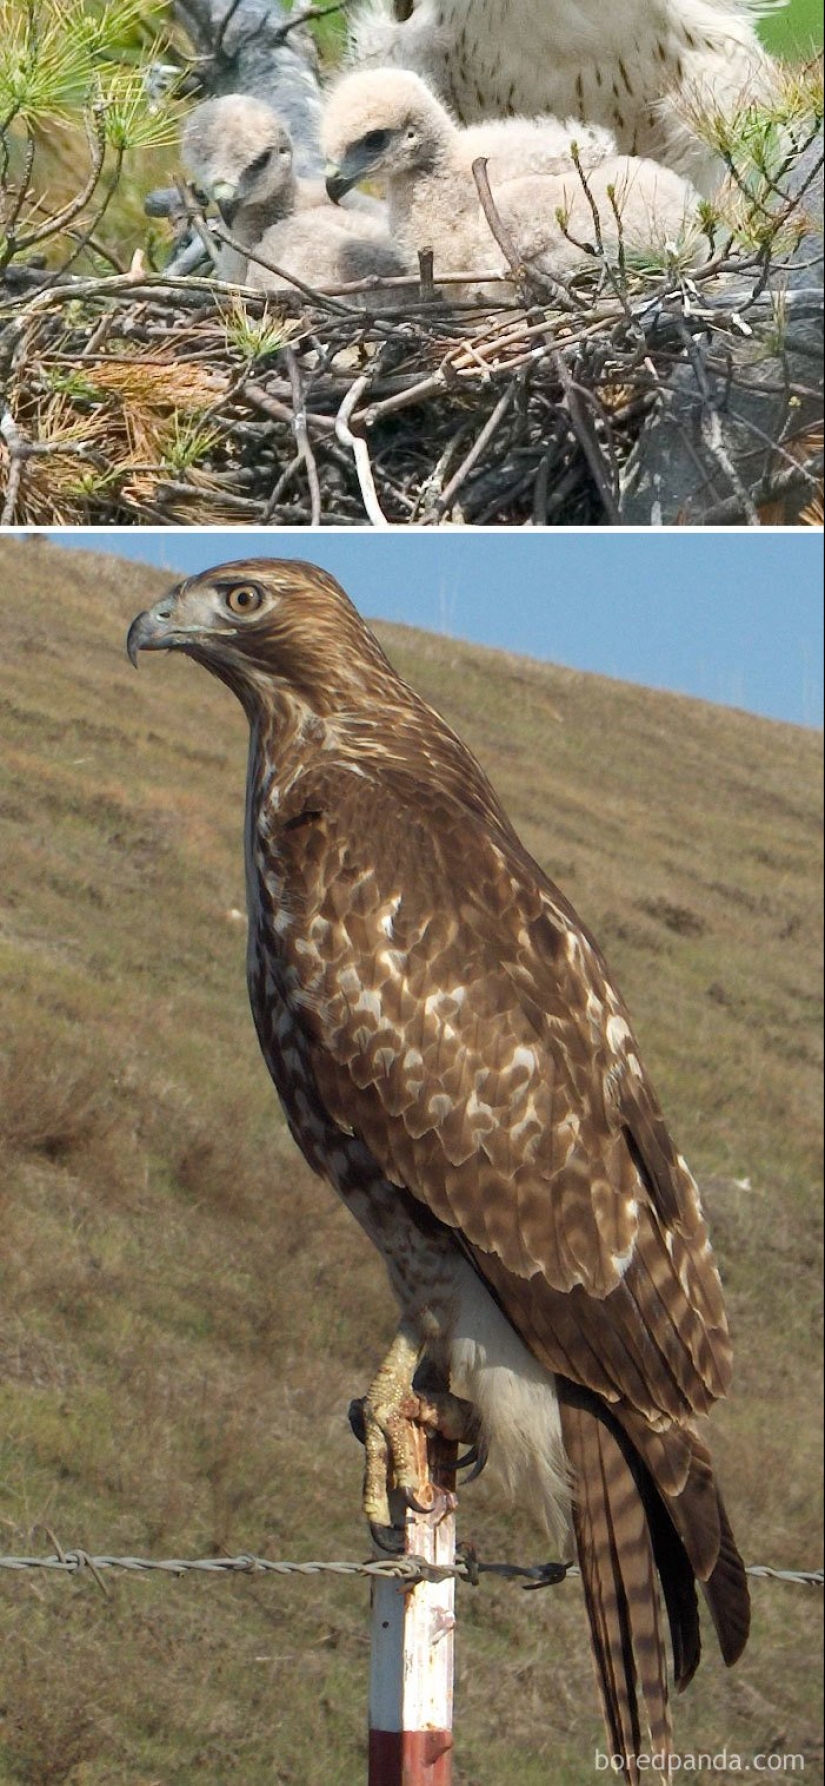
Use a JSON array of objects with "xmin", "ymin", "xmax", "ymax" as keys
[
  {"xmin": 209, "ymin": 179, "xmax": 239, "ymax": 225},
  {"xmin": 127, "ymin": 600, "xmax": 181, "ymax": 667},
  {"xmin": 325, "ymin": 160, "xmax": 356, "ymax": 205},
  {"xmin": 325, "ymin": 146, "xmax": 378, "ymax": 205}
]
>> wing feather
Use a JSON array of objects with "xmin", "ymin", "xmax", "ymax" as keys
[
  {"xmin": 267, "ymin": 758, "xmax": 750, "ymax": 1705},
  {"xmin": 274, "ymin": 768, "xmax": 731, "ymax": 1429}
]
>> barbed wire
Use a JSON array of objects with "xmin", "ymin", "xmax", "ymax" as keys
[{"xmin": 0, "ymin": 1550, "xmax": 821, "ymax": 1592}]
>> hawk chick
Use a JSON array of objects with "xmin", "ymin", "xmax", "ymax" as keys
[
  {"xmin": 182, "ymin": 93, "xmax": 388, "ymax": 283},
  {"xmin": 322, "ymin": 69, "xmax": 703, "ymax": 295},
  {"xmin": 246, "ymin": 209, "xmax": 412, "ymax": 296}
]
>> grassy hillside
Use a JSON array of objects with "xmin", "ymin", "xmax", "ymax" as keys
[{"xmin": 0, "ymin": 537, "xmax": 822, "ymax": 1786}]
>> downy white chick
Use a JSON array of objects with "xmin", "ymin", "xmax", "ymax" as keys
[
  {"xmin": 182, "ymin": 93, "xmax": 385, "ymax": 282},
  {"xmin": 322, "ymin": 68, "xmax": 703, "ymax": 297},
  {"xmin": 245, "ymin": 210, "xmax": 412, "ymax": 296}
]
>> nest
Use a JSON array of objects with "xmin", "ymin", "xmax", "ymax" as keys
[
  {"xmin": 0, "ymin": 0, "xmax": 821, "ymax": 527},
  {"xmin": 0, "ymin": 198, "xmax": 822, "ymax": 527}
]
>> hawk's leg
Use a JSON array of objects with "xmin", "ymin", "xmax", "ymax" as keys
[
  {"xmin": 413, "ymin": 1359, "xmax": 487, "ymax": 1483},
  {"xmin": 352, "ymin": 1324, "xmax": 482, "ymax": 1545}
]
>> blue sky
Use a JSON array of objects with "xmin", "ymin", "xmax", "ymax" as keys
[{"xmin": 50, "ymin": 530, "xmax": 823, "ymax": 728}]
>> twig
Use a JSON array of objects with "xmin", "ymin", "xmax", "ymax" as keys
[
  {"xmin": 569, "ymin": 143, "xmax": 605, "ymax": 257},
  {"xmin": 0, "ymin": 408, "xmax": 24, "ymax": 524},
  {"xmin": 434, "ymin": 384, "xmax": 515, "ymax": 517},
  {"xmin": 51, "ymin": 139, "xmax": 127, "ymax": 285},
  {"xmin": 62, "ymin": 227, "xmax": 126, "ymax": 276},
  {"xmin": 698, "ymin": 458, "xmax": 817, "ymax": 524},
  {"xmin": 261, "ymin": 449, "xmax": 304, "ymax": 519},
  {"xmin": 178, "ymin": 184, "xmax": 223, "ymax": 271},
  {"xmin": 210, "ymin": 223, "xmax": 359, "ymax": 316},
  {"xmin": 0, "ymin": 271, "xmax": 275, "ymax": 318},
  {"xmin": 730, "ymin": 409, "xmax": 822, "ymax": 488},
  {"xmin": 474, "ymin": 457, "xmax": 554, "ymax": 523},
  {"xmin": 1, "ymin": 106, "xmax": 107, "ymax": 266},
  {"xmin": 475, "ymin": 157, "xmax": 585, "ymax": 314},
  {"xmin": 531, "ymin": 421, "xmax": 568, "ymax": 524},
  {"xmin": 553, "ymin": 350, "xmax": 621, "ymax": 523},
  {"xmin": 413, "ymin": 425, "xmax": 474, "ymax": 518},
  {"xmin": 605, "ymin": 182, "xmax": 634, "ymax": 321},
  {"xmin": 668, "ymin": 311, "xmax": 763, "ymax": 524},
  {"xmin": 4, "ymin": 129, "xmax": 36, "ymax": 237},
  {"xmin": 80, "ymin": 311, "xmax": 118, "ymax": 359},
  {"xmin": 358, "ymin": 371, "xmax": 446, "ymax": 427},
  {"xmin": 417, "ymin": 247, "xmax": 436, "ymax": 301},
  {"xmin": 700, "ymin": 407, "xmax": 761, "ymax": 525},
  {"xmin": 471, "ymin": 157, "xmax": 523, "ymax": 281},
  {"xmin": 273, "ymin": 1, "xmax": 346, "ymax": 40},
  {"xmin": 335, "ymin": 374, "xmax": 389, "ymax": 526},
  {"xmin": 284, "ymin": 344, "xmax": 322, "ymax": 525},
  {"xmin": 245, "ymin": 379, "xmax": 335, "ymax": 435}
]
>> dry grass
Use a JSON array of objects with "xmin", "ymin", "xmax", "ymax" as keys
[{"xmin": 0, "ymin": 536, "xmax": 821, "ymax": 1784}]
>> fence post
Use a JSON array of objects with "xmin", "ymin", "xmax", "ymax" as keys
[{"xmin": 368, "ymin": 1431, "xmax": 457, "ymax": 1785}]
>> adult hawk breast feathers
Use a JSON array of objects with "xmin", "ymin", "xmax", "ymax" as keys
[
  {"xmin": 127, "ymin": 560, "xmax": 749, "ymax": 1781},
  {"xmin": 345, "ymin": 0, "xmax": 774, "ymax": 192}
]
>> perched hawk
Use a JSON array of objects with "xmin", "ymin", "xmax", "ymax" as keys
[
  {"xmin": 346, "ymin": 0, "xmax": 774, "ymax": 192},
  {"xmin": 127, "ymin": 562, "xmax": 749, "ymax": 1780}
]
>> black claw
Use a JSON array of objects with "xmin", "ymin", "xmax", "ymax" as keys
[
  {"xmin": 369, "ymin": 1520, "xmax": 405, "ymax": 1554},
  {"xmin": 455, "ymin": 1437, "xmax": 489, "ymax": 1483},
  {"xmin": 348, "ymin": 1397, "xmax": 367, "ymax": 1446},
  {"xmin": 402, "ymin": 1484, "xmax": 435, "ymax": 1514},
  {"xmin": 521, "ymin": 1561, "xmax": 572, "ymax": 1590}
]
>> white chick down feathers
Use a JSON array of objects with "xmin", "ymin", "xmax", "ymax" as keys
[
  {"xmin": 182, "ymin": 93, "xmax": 390, "ymax": 284},
  {"xmin": 322, "ymin": 68, "xmax": 704, "ymax": 297}
]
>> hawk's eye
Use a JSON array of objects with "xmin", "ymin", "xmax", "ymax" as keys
[
  {"xmin": 225, "ymin": 584, "xmax": 264, "ymax": 616},
  {"xmin": 361, "ymin": 129, "xmax": 392, "ymax": 155},
  {"xmin": 247, "ymin": 148, "xmax": 272, "ymax": 177}
]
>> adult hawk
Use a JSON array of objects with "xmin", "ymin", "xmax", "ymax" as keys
[
  {"xmin": 346, "ymin": 0, "xmax": 773, "ymax": 192},
  {"xmin": 127, "ymin": 562, "xmax": 749, "ymax": 1779}
]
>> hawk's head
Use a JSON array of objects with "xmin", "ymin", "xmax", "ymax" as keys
[
  {"xmin": 127, "ymin": 558, "xmax": 401, "ymax": 717},
  {"xmin": 322, "ymin": 69, "xmax": 452, "ymax": 203},
  {"xmin": 181, "ymin": 96, "xmax": 294, "ymax": 226}
]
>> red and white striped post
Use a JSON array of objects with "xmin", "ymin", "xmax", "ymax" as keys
[{"xmin": 368, "ymin": 1432, "xmax": 457, "ymax": 1785}]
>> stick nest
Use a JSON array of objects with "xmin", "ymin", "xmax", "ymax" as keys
[{"xmin": 0, "ymin": 205, "xmax": 821, "ymax": 527}]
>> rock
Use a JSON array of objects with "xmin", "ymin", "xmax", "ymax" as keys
[{"xmin": 619, "ymin": 132, "xmax": 824, "ymax": 525}]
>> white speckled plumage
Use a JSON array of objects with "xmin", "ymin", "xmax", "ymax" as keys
[{"xmin": 346, "ymin": 0, "xmax": 775, "ymax": 192}]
